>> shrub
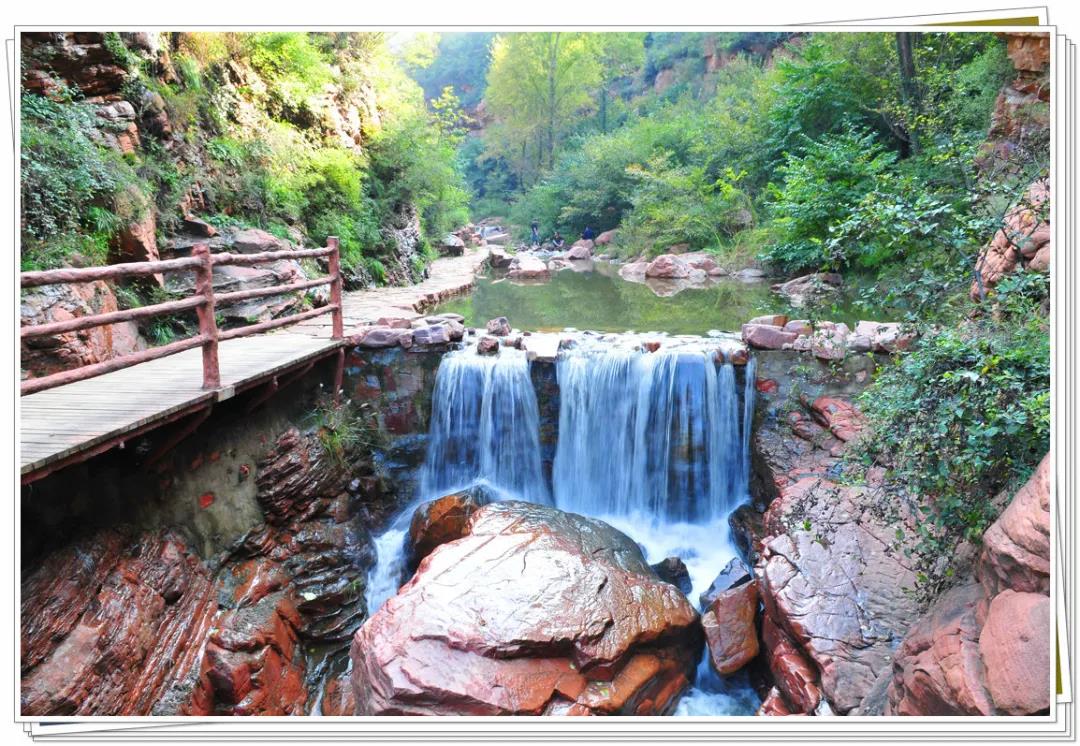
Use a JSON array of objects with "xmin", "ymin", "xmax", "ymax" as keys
[
  {"xmin": 762, "ymin": 127, "xmax": 897, "ymax": 272},
  {"xmin": 854, "ymin": 272, "xmax": 1050, "ymax": 589}
]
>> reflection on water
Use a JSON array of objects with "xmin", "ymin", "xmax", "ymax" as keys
[{"xmin": 435, "ymin": 260, "xmax": 876, "ymax": 335}]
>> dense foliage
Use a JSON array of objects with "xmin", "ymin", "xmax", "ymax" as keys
[
  {"xmin": 21, "ymin": 32, "xmax": 471, "ymax": 283},
  {"xmin": 854, "ymin": 271, "xmax": 1050, "ymax": 590}
]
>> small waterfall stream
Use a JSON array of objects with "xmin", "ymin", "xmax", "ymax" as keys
[{"xmin": 363, "ymin": 338, "xmax": 759, "ymax": 714}]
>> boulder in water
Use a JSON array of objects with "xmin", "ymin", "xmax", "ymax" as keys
[
  {"xmin": 507, "ymin": 253, "xmax": 551, "ymax": 281},
  {"xmin": 742, "ymin": 324, "xmax": 798, "ymax": 350},
  {"xmin": 351, "ymin": 501, "xmax": 702, "ymax": 715},
  {"xmin": 476, "ymin": 336, "xmax": 500, "ymax": 356},
  {"xmin": 651, "ymin": 556, "xmax": 693, "ymax": 595},
  {"xmin": 406, "ymin": 491, "xmax": 484, "ymax": 572},
  {"xmin": 757, "ymin": 687, "xmax": 793, "ymax": 716},
  {"xmin": 700, "ymin": 556, "xmax": 752, "ymax": 609},
  {"xmin": 485, "ymin": 316, "xmax": 512, "ymax": 336},
  {"xmin": 771, "ymin": 273, "xmax": 842, "ymax": 306},
  {"xmin": 702, "ymin": 579, "xmax": 759, "ymax": 676},
  {"xmin": 645, "ymin": 254, "xmax": 692, "ymax": 279}
]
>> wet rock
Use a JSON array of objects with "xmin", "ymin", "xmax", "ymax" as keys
[
  {"xmin": 757, "ymin": 477, "xmax": 922, "ymax": 714},
  {"xmin": 700, "ymin": 557, "xmax": 752, "ymax": 609},
  {"xmin": 254, "ymin": 428, "xmax": 349, "ymax": 526},
  {"xmin": 21, "ymin": 529, "xmax": 219, "ymax": 716},
  {"xmin": 650, "ymin": 556, "xmax": 692, "ymax": 596},
  {"xmin": 728, "ymin": 504, "xmax": 766, "ymax": 566},
  {"xmin": 645, "ymin": 254, "xmax": 692, "ymax": 279},
  {"xmin": 761, "ymin": 615, "xmax": 821, "ymax": 714},
  {"xmin": 351, "ymin": 501, "xmax": 701, "ymax": 715},
  {"xmin": 486, "ymin": 316, "xmax": 512, "ymax": 336},
  {"xmin": 412, "ymin": 322, "xmax": 453, "ymax": 347},
  {"xmin": 742, "ymin": 324, "xmax": 798, "ymax": 350},
  {"xmin": 319, "ymin": 672, "xmax": 356, "ymax": 715},
  {"xmin": 618, "ymin": 261, "xmax": 649, "ymax": 281},
  {"xmin": 979, "ymin": 453, "xmax": 1050, "ymax": 597},
  {"xmin": 771, "ymin": 273, "xmax": 842, "ymax": 307},
  {"xmin": 979, "ymin": 590, "xmax": 1051, "ymax": 715},
  {"xmin": 757, "ymin": 687, "xmax": 793, "ymax": 716},
  {"xmin": 702, "ymin": 580, "xmax": 759, "ymax": 675},
  {"xmin": 476, "ymin": 336, "xmax": 500, "ymax": 355},
  {"xmin": 407, "ymin": 492, "xmax": 484, "ymax": 571},
  {"xmin": 885, "ymin": 583, "xmax": 993, "ymax": 715}
]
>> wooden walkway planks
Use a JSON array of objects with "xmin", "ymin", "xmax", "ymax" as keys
[
  {"xmin": 20, "ymin": 334, "xmax": 341, "ymax": 476},
  {"xmin": 20, "ymin": 246, "xmax": 491, "ymax": 479}
]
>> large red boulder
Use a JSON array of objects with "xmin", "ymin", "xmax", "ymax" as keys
[
  {"xmin": 885, "ymin": 583, "xmax": 994, "ymax": 716},
  {"xmin": 742, "ymin": 324, "xmax": 798, "ymax": 350},
  {"xmin": 970, "ymin": 179, "xmax": 1050, "ymax": 300},
  {"xmin": 407, "ymin": 491, "xmax": 483, "ymax": 571},
  {"xmin": 979, "ymin": 454, "xmax": 1051, "ymax": 597},
  {"xmin": 979, "ymin": 590, "xmax": 1051, "ymax": 715},
  {"xmin": 761, "ymin": 615, "xmax": 821, "ymax": 714},
  {"xmin": 351, "ymin": 501, "xmax": 702, "ymax": 715},
  {"xmin": 701, "ymin": 580, "xmax": 759, "ymax": 675},
  {"xmin": 757, "ymin": 477, "xmax": 922, "ymax": 713},
  {"xmin": 645, "ymin": 254, "xmax": 692, "ymax": 279}
]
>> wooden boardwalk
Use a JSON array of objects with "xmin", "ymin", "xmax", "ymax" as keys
[
  {"xmin": 20, "ymin": 248, "xmax": 491, "ymax": 480},
  {"xmin": 20, "ymin": 334, "xmax": 342, "ymax": 477}
]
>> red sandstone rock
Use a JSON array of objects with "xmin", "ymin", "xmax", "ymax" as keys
[
  {"xmin": 971, "ymin": 179, "xmax": 1050, "ymax": 300},
  {"xmin": 21, "ymin": 280, "xmax": 145, "ymax": 380},
  {"xmin": 758, "ymin": 477, "xmax": 921, "ymax": 714},
  {"xmin": 645, "ymin": 254, "xmax": 692, "ymax": 279},
  {"xmin": 595, "ymin": 229, "xmax": 618, "ymax": 245},
  {"xmin": 979, "ymin": 590, "xmax": 1051, "ymax": 715},
  {"xmin": 486, "ymin": 316, "xmax": 512, "ymax": 336},
  {"xmin": 407, "ymin": 492, "xmax": 483, "ymax": 570},
  {"xmin": 748, "ymin": 314, "xmax": 788, "ymax": 328},
  {"xmin": 508, "ymin": 253, "xmax": 551, "ymax": 281},
  {"xmin": 757, "ymin": 687, "xmax": 794, "ymax": 716},
  {"xmin": 980, "ymin": 454, "xmax": 1051, "ymax": 597},
  {"xmin": 358, "ymin": 325, "xmax": 412, "ymax": 349},
  {"xmin": 232, "ymin": 228, "xmax": 288, "ymax": 254},
  {"xmin": 761, "ymin": 615, "xmax": 821, "ymax": 714},
  {"xmin": 809, "ymin": 397, "xmax": 866, "ymax": 442},
  {"xmin": 351, "ymin": 501, "xmax": 701, "ymax": 715},
  {"xmin": 618, "ymin": 261, "xmax": 649, "ymax": 281},
  {"xmin": 809, "ymin": 322, "xmax": 849, "ymax": 361},
  {"xmin": 783, "ymin": 319, "xmax": 813, "ymax": 337},
  {"xmin": 477, "ymin": 336, "xmax": 500, "ymax": 355},
  {"xmin": 701, "ymin": 581, "xmax": 760, "ymax": 675},
  {"xmin": 21, "ymin": 530, "xmax": 219, "ymax": 716},
  {"xmin": 319, "ymin": 673, "xmax": 357, "ymax": 715},
  {"xmin": 742, "ymin": 324, "xmax": 798, "ymax": 350},
  {"xmin": 885, "ymin": 583, "xmax": 994, "ymax": 716},
  {"xmin": 771, "ymin": 273, "xmax": 842, "ymax": 306}
]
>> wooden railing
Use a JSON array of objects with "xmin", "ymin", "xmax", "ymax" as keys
[{"xmin": 20, "ymin": 237, "xmax": 344, "ymax": 396}]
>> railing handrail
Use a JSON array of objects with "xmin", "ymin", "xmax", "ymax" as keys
[{"xmin": 20, "ymin": 237, "xmax": 344, "ymax": 396}]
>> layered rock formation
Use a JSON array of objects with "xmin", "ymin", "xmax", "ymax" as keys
[
  {"xmin": 351, "ymin": 501, "xmax": 703, "ymax": 715},
  {"xmin": 884, "ymin": 455, "xmax": 1052, "ymax": 716}
]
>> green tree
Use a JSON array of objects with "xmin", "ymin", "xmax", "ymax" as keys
[
  {"xmin": 592, "ymin": 33, "xmax": 646, "ymax": 133},
  {"xmin": 485, "ymin": 32, "xmax": 602, "ymax": 182}
]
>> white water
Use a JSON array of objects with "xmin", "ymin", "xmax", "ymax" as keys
[{"xmin": 363, "ymin": 338, "xmax": 760, "ymax": 715}]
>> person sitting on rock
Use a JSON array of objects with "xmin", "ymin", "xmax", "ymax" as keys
[
  {"xmin": 530, "ymin": 220, "xmax": 540, "ymax": 247},
  {"xmin": 552, "ymin": 231, "xmax": 565, "ymax": 249},
  {"xmin": 582, "ymin": 225, "xmax": 596, "ymax": 241}
]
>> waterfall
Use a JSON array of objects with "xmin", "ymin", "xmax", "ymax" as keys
[
  {"xmin": 553, "ymin": 346, "xmax": 751, "ymax": 523},
  {"xmin": 365, "ymin": 346, "xmax": 549, "ymax": 615},
  {"xmin": 419, "ymin": 347, "xmax": 550, "ymax": 505}
]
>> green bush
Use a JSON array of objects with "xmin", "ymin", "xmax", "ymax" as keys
[
  {"xmin": 762, "ymin": 127, "xmax": 897, "ymax": 272},
  {"xmin": 854, "ymin": 272, "xmax": 1050, "ymax": 587}
]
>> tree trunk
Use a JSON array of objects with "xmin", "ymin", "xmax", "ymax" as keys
[
  {"xmin": 546, "ymin": 33, "xmax": 560, "ymax": 170},
  {"xmin": 599, "ymin": 85, "xmax": 608, "ymax": 133},
  {"xmin": 895, "ymin": 32, "xmax": 921, "ymax": 156}
]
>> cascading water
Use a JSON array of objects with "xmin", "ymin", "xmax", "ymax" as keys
[
  {"xmin": 552, "ymin": 340, "xmax": 759, "ymax": 715},
  {"xmin": 364, "ymin": 334, "xmax": 760, "ymax": 715},
  {"xmin": 364, "ymin": 346, "xmax": 548, "ymax": 614}
]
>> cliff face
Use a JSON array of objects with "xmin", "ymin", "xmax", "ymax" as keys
[{"xmin": 19, "ymin": 31, "xmax": 440, "ymax": 380}]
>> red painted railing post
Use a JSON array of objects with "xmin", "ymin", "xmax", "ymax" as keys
[
  {"xmin": 327, "ymin": 236, "xmax": 344, "ymax": 340},
  {"xmin": 192, "ymin": 244, "xmax": 221, "ymax": 390}
]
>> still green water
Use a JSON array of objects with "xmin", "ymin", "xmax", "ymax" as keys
[{"xmin": 436, "ymin": 262, "xmax": 876, "ymax": 335}]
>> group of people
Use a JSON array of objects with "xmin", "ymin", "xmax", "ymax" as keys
[{"xmin": 530, "ymin": 220, "xmax": 595, "ymax": 249}]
